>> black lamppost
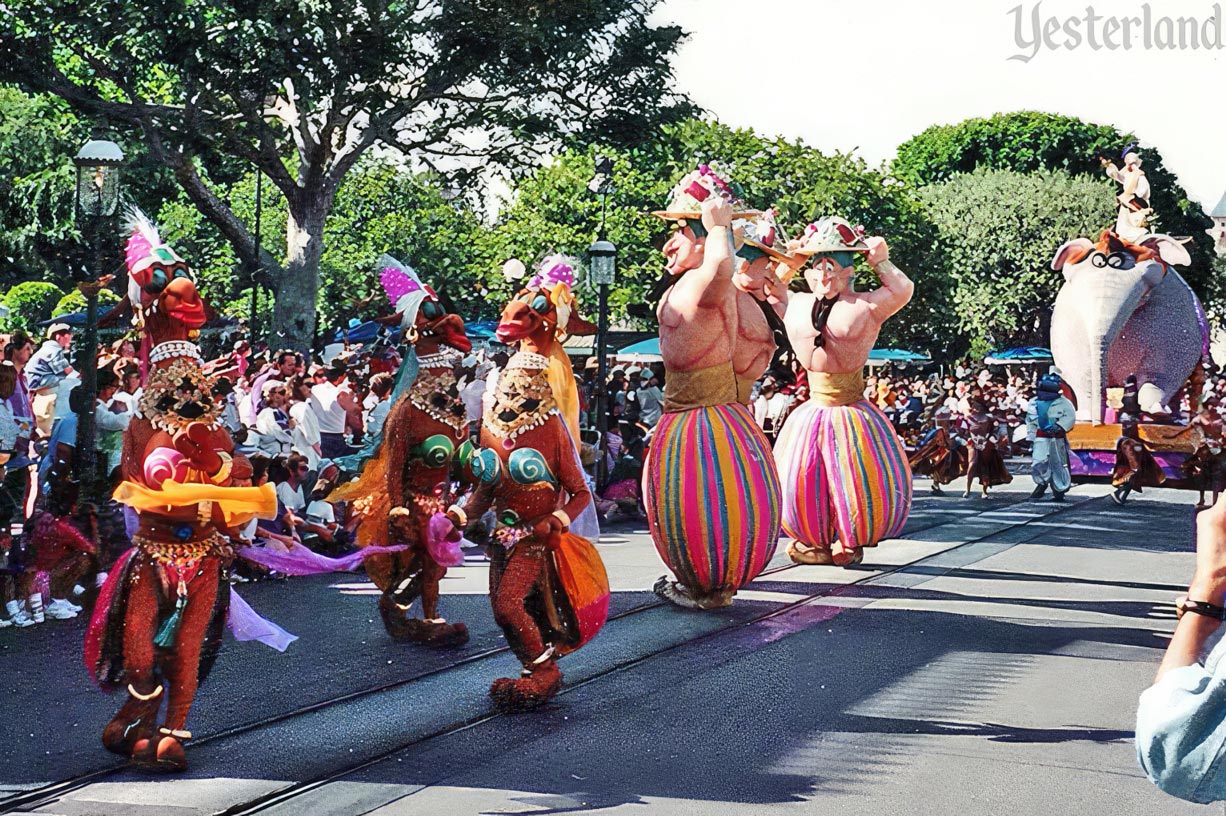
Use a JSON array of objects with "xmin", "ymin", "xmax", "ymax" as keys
[
  {"xmin": 587, "ymin": 156, "xmax": 617, "ymax": 487},
  {"xmin": 72, "ymin": 135, "xmax": 124, "ymax": 500}
]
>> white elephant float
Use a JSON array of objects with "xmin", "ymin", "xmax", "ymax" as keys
[{"xmin": 1049, "ymin": 230, "xmax": 1207, "ymax": 425}]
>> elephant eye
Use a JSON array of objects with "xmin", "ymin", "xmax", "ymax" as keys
[
  {"xmin": 1090, "ymin": 253, "xmax": 1108, "ymax": 268},
  {"xmin": 1106, "ymin": 252, "xmax": 1133, "ymax": 270}
]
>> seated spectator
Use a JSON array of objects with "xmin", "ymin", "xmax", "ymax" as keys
[
  {"xmin": 288, "ymin": 376, "xmax": 322, "ymax": 470},
  {"xmin": 255, "ymin": 380, "xmax": 295, "ymax": 457}
]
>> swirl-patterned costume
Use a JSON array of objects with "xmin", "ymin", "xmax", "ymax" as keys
[
  {"xmin": 329, "ymin": 255, "xmax": 474, "ymax": 646},
  {"xmin": 84, "ymin": 210, "xmax": 276, "ymax": 772},
  {"xmin": 463, "ymin": 260, "xmax": 608, "ymax": 712}
]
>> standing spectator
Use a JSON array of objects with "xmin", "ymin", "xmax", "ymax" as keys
[
  {"xmin": 26, "ymin": 324, "xmax": 74, "ymax": 437},
  {"xmin": 38, "ymin": 385, "xmax": 85, "ymax": 494},
  {"xmin": 3, "ymin": 333, "xmax": 35, "ymax": 527},
  {"xmin": 95, "ymin": 369, "xmax": 133, "ymax": 479},
  {"xmin": 287, "ymin": 376, "xmax": 322, "ymax": 470},
  {"xmin": 636, "ymin": 369, "xmax": 665, "ymax": 427},
  {"xmin": 309, "ymin": 362, "xmax": 362, "ymax": 459},
  {"xmin": 112, "ymin": 362, "xmax": 142, "ymax": 413},
  {"xmin": 1136, "ymin": 495, "xmax": 1226, "ymax": 803}
]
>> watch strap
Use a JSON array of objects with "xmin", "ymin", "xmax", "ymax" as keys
[{"xmin": 1179, "ymin": 598, "xmax": 1226, "ymax": 621}]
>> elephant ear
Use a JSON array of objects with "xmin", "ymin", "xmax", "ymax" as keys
[
  {"xmin": 1051, "ymin": 237, "xmax": 1094, "ymax": 277},
  {"xmin": 1140, "ymin": 234, "xmax": 1191, "ymax": 267}
]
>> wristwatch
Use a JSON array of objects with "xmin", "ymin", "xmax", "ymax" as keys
[{"xmin": 1176, "ymin": 596, "xmax": 1226, "ymax": 621}]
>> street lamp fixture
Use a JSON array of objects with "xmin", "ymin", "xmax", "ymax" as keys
[
  {"xmin": 72, "ymin": 134, "xmax": 125, "ymax": 502},
  {"xmin": 73, "ymin": 138, "xmax": 125, "ymax": 219},
  {"xmin": 588, "ymin": 239, "xmax": 617, "ymax": 286}
]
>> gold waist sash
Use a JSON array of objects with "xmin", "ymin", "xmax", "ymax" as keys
[
  {"xmin": 663, "ymin": 362, "xmax": 740, "ymax": 414},
  {"xmin": 807, "ymin": 370, "xmax": 866, "ymax": 408}
]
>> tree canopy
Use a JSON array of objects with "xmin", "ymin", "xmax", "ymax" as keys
[
  {"xmin": 0, "ymin": 0, "xmax": 695, "ymax": 348},
  {"xmin": 894, "ymin": 111, "xmax": 1220, "ymax": 312},
  {"xmin": 917, "ymin": 167, "xmax": 1115, "ymax": 356}
]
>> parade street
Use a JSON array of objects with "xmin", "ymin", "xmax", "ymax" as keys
[{"xmin": 0, "ymin": 479, "xmax": 1208, "ymax": 816}]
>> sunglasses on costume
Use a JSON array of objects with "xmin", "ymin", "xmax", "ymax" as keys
[{"xmin": 516, "ymin": 290, "xmax": 551, "ymax": 315}]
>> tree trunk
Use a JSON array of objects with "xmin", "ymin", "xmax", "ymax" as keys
[{"xmin": 272, "ymin": 200, "xmax": 327, "ymax": 351}]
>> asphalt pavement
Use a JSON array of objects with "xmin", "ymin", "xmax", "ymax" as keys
[{"xmin": 0, "ymin": 476, "xmax": 1212, "ymax": 815}]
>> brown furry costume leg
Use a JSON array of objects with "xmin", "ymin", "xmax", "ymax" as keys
[{"xmin": 488, "ymin": 539, "xmax": 561, "ymax": 712}]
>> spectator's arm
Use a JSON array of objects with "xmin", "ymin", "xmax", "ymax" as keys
[
  {"xmin": 1137, "ymin": 638, "xmax": 1226, "ymax": 803},
  {"xmin": 96, "ymin": 401, "xmax": 132, "ymax": 432}
]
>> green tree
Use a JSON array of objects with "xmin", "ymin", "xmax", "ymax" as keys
[
  {"xmin": 157, "ymin": 160, "xmax": 485, "ymax": 336},
  {"xmin": 0, "ymin": 87, "xmax": 184, "ymax": 288},
  {"xmin": 893, "ymin": 111, "xmax": 1220, "ymax": 311},
  {"xmin": 0, "ymin": 0, "xmax": 694, "ymax": 349},
  {"xmin": 478, "ymin": 120, "xmax": 957, "ymax": 355},
  {"xmin": 3, "ymin": 280, "xmax": 64, "ymax": 331},
  {"xmin": 916, "ymin": 167, "xmax": 1115, "ymax": 355}
]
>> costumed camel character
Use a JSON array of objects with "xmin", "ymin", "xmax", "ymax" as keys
[
  {"xmin": 1027, "ymin": 373, "xmax": 1076, "ymax": 501},
  {"xmin": 962, "ymin": 399, "xmax": 1012, "ymax": 499},
  {"xmin": 85, "ymin": 210, "xmax": 277, "ymax": 772},
  {"xmin": 330, "ymin": 256, "xmax": 473, "ymax": 646},
  {"xmin": 462, "ymin": 258, "xmax": 609, "ymax": 712},
  {"xmin": 1111, "ymin": 421, "xmax": 1167, "ymax": 506},
  {"xmin": 1100, "ymin": 149, "xmax": 1153, "ymax": 242},
  {"xmin": 1050, "ymin": 229, "xmax": 1206, "ymax": 424},
  {"xmin": 908, "ymin": 414, "xmax": 966, "ymax": 495},
  {"xmin": 644, "ymin": 168, "xmax": 782, "ymax": 609},
  {"xmin": 772, "ymin": 216, "xmax": 914, "ymax": 567}
]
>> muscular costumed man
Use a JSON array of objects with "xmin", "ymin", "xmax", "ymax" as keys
[
  {"xmin": 645, "ymin": 168, "xmax": 782, "ymax": 609},
  {"xmin": 773, "ymin": 217, "xmax": 914, "ymax": 566}
]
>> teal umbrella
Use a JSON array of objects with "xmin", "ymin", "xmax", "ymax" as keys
[
  {"xmin": 867, "ymin": 348, "xmax": 931, "ymax": 366},
  {"xmin": 616, "ymin": 337, "xmax": 661, "ymax": 362}
]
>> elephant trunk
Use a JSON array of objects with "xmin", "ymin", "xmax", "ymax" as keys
[
  {"xmin": 1083, "ymin": 283, "xmax": 1148, "ymax": 426},
  {"xmin": 1088, "ymin": 339, "xmax": 1110, "ymax": 425}
]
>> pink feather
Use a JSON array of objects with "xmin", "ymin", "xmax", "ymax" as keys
[{"xmin": 377, "ymin": 254, "xmax": 423, "ymax": 306}]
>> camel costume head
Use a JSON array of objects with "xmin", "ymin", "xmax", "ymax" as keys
[
  {"xmin": 495, "ymin": 256, "xmax": 595, "ymax": 443},
  {"xmin": 377, "ymin": 254, "xmax": 471, "ymax": 355},
  {"xmin": 121, "ymin": 209, "xmax": 209, "ymax": 348},
  {"xmin": 496, "ymin": 256, "xmax": 596, "ymax": 353}
]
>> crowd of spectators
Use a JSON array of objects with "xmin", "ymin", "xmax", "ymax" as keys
[{"xmin": 575, "ymin": 355, "xmax": 1046, "ymax": 520}]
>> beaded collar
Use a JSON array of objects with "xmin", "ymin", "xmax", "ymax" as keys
[
  {"xmin": 139, "ymin": 356, "xmax": 222, "ymax": 434},
  {"xmin": 149, "ymin": 341, "xmax": 202, "ymax": 364},
  {"xmin": 505, "ymin": 350, "xmax": 551, "ymax": 372},
  {"xmin": 484, "ymin": 364, "xmax": 556, "ymax": 449},
  {"xmin": 408, "ymin": 367, "xmax": 468, "ymax": 434},
  {"xmin": 416, "ymin": 345, "xmax": 464, "ymax": 370}
]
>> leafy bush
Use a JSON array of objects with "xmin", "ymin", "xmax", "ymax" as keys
[{"xmin": 3, "ymin": 281, "xmax": 63, "ymax": 331}]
